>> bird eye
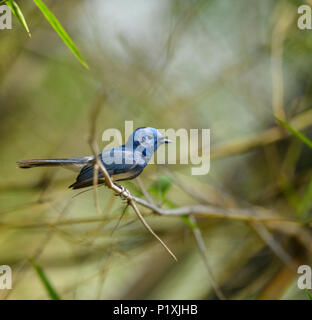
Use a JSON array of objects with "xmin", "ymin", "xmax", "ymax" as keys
[{"xmin": 148, "ymin": 136, "xmax": 153, "ymax": 140}]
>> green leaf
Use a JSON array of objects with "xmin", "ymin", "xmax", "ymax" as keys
[
  {"xmin": 275, "ymin": 116, "xmax": 312, "ymax": 149},
  {"xmin": 5, "ymin": 0, "xmax": 31, "ymax": 37},
  {"xmin": 33, "ymin": 0, "xmax": 89, "ymax": 69},
  {"xmin": 150, "ymin": 175, "xmax": 173, "ymax": 196},
  {"xmin": 31, "ymin": 260, "xmax": 61, "ymax": 300},
  {"xmin": 149, "ymin": 175, "xmax": 174, "ymax": 206},
  {"xmin": 305, "ymin": 289, "xmax": 312, "ymax": 300}
]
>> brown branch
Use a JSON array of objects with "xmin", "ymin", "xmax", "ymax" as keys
[
  {"xmin": 136, "ymin": 177, "xmax": 155, "ymax": 205},
  {"xmin": 271, "ymin": 4, "xmax": 294, "ymax": 121},
  {"xmin": 189, "ymin": 215, "xmax": 226, "ymax": 300},
  {"xmin": 132, "ymin": 196, "xmax": 290, "ymax": 222},
  {"xmin": 92, "ymin": 163, "xmax": 102, "ymax": 215},
  {"xmin": 1, "ymin": 197, "xmax": 306, "ymax": 231},
  {"xmin": 136, "ymin": 178, "xmax": 225, "ymax": 298},
  {"xmin": 128, "ymin": 198, "xmax": 177, "ymax": 261},
  {"xmin": 251, "ymin": 222, "xmax": 298, "ymax": 271}
]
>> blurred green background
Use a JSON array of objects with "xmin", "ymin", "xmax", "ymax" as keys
[{"xmin": 1, "ymin": 0, "xmax": 312, "ymax": 300}]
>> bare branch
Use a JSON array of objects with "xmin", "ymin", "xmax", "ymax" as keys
[
  {"xmin": 251, "ymin": 222, "xmax": 297, "ymax": 271},
  {"xmin": 132, "ymin": 196, "xmax": 288, "ymax": 222},
  {"xmin": 189, "ymin": 215, "xmax": 226, "ymax": 300},
  {"xmin": 93, "ymin": 163, "xmax": 102, "ymax": 215},
  {"xmin": 136, "ymin": 177, "xmax": 155, "ymax": 205},
  {"xmin": 128, "ymin": 198, "xmax": 177, "ymax": 261}
]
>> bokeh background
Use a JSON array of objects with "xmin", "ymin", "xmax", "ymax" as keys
[{"xmin": 1, "ymin": 0, "xmax": 312, "ymax": 299}]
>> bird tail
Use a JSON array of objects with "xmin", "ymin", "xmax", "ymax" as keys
[{"xmin": 17, "ymin": 156, "xmax": 94, "ymax": 170}]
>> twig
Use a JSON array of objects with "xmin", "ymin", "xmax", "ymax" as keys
[
  {"xmin": 128, "ymin": 198, "xmax": 177, "ymax": 261},
  {"xmin": 136, "ymin": 177, "xmax": 155, "ymax": 205},
  {"xmin": 1, "ymin": 199, "xmax": 307, "ymax": 231},
  {"xmin": 189, "ymin": 215, "xmax": 226, "ymax": 300},
  {"xmin": 132, "ymin": 196, "xmax": 287, "ymax": 222},
  {"xmin": 271, "ymin": 4, "xmax": 294, "ymax": 120},
  {"xmin": 163, "ymin": 169, "xmax": 210, "ymax": 205},
  {"xmin": 111, "ymin": 204, "xmax": 129, "ymax": 236},
  {"xmin": 135, "ymin": 179, "xmax": 226, "ymax": 296},
  {"xmin": 2, "ymin": 199, "xmax": 73, "ymax": 300},
  {"xmin": 251, "ymin": 222, "xmax": 297, "ymax": 271},
  {"xmin": 88, "ymin": 92, "xmax": 106, "ymax": 216},
  {"xmin": 92, "ymin": 163, "xmax": 102, "ymax": 215}
]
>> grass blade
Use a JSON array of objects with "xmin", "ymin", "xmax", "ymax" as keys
[
  {"xmin": 305, "ymin": 289, "xmax": 312, "ymax": 300},
  {"xmin": 31, "ymin": 260, "xmax": 61, "ymax": 300},
  {"xmin": 275, "ymin": 116, "xmax": 312, "ymax": 149},
  {"xmin": 33, "ymin": 0, "xmax": 89, "ymax": 69},
  {"xmin": 6, "ymin": 0, "xmax": 31, "ymax": 37}
]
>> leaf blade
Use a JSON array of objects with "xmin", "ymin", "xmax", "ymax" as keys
[
  {"xmin": 275, "ymin": 116, "xmax": 312, "ymax": 149},
  {"xmin": 6, "ymin": 0, "xmax": 31, "ymax": 37},
  {"xmin": 305, "ymin": 289, "xmax": 312, "ymax": 300},
  {"xmin": 33, "ymin": 0, "xmax": 89, "ymax": 69},
  {"xmin": 31, "ymin": 260, "xmax": 61, "ymax": 300}
]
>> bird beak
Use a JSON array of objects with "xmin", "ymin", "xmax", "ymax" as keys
[
  {"xmin": 159, "ymin": 137, "xmax": 172, "ymax": 144},
  {"xmin": 163, "ymin": 138, "xmax": 172, "ymax": 144}
]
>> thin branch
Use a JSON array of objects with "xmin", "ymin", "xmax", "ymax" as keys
[
  {"xmin": 2, "ymin": 199, "xmax": 73, "ymax": 300},
  {"xmin": 134, "ymin": 181, "xmax": 226, "ymax": 296},
  {"xmin": 111, "ymin": 204, "xmax": 129, "ymax": 236},
  {"xmin": 89, "ymin": 91, "xmax": 106, "ymax": 216},
  {"xmin": 132, "ymin": 196, "xmax": 288, "ymax": 222},
  {"xmin": 1, "ymin": 198, "xmax": 307, "ymax": 230},
  {"xmin": 128, "ymin": 198, "xmax": 177, "ymax": 261},
  {"xmin": 271, "ymin": 4, "xmax": 294, "ymax": 120},
  {"xmin": 136, "ymin": 177, "xmax": 155, "ymax": 205},
  {"xmin": 189, "ymin": 215, "xmax": 226, "ymax": 300},
  {"xmin": 164, "ymin": 169, "xmax": 210, "ymax": 205},
  {"xmin": 251, "ymin": 221, "xmax": 297, "ymax": 271},
  {"xmin": 92, "ymin": 163, "xmax": 102, "ymax": 215}
]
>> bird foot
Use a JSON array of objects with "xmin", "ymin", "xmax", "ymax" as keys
[{"xmin": 114, "ymin": 184, "xmax": 130, "ymax": 200}]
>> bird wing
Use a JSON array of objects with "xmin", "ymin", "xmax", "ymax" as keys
[{"xmin": 69, "ymin": 148, "xmax": 145, "ymax": 189}]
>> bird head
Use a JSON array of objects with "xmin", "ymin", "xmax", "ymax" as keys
[{"xmin": 126, "ymin": 127, "xmax": 171, "ymax": 158}]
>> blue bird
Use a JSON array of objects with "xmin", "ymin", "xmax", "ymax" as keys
[{"xmin": 18, "ymin": 127, "xmax": 171, "ymax": 189}]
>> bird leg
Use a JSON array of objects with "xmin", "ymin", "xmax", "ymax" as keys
[{"xmin": 114, "ymin": 183, "xmax": 131, "ymax": 200}]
